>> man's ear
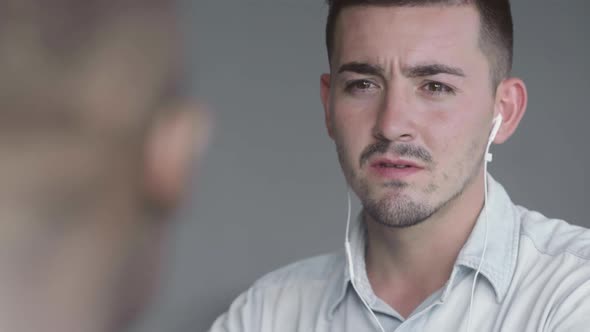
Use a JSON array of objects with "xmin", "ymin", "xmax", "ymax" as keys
[
  {"xmin": 144, "ymin": 103, "xmax": 210, "ymax": 210},
  {"xmin": 320, "ymin": 73, "xmax": 335, "ymax": 139},
  {"xmin": 493, "ymin": 77, "xmax": 528, "ymax": 144}
]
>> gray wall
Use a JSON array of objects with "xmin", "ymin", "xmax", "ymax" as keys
[{"xmin": 131, "ymin": 1, "xmax": 589, "ymax": 331}]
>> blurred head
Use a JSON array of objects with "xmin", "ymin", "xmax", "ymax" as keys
[
  {"xmin": 320, "ymin": 1, "xmax": 526, "ymax": 227},
  {"xmin": 0, "ymin": 0, "xmax": 208, "ymax": 331}
]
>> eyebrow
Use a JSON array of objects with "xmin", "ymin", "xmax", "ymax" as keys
[
  {"xmin": 403, "ymin": 63, "xmax": 465, "ymax": 78},
  {"xmin": 337, "ymin": 61, "xmax": 465, "ymax": 78},
  {"xmin": 338, "ymin": 62, "xmax": 385, "ymax": 78}
]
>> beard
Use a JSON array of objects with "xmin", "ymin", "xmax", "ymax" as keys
[
  {"xmin": 361, "ymin": 182, "xmax": 436, "ymax": 228},
  {"xmin": 359, "ymin": 178, "xmax": 458, "ymax": 228},
  {"xmin": 337, "ymin": 139, "xmax": 485, "ymax": 228}
]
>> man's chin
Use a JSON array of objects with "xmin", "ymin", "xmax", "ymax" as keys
[
  {"xmin": 360, "ymin": 190, "xmax": 435, "ymax": 228},
  {"xmin": 367, "ymin": 184, "xmax": 412, "ymax": 201}
]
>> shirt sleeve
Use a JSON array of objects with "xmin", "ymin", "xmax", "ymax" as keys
[
  {"xmin": 545, "ymin": 277, "xmax": 590, "ymax": 331},
  {"xmin": 208, "ymin": 287, "xmax": 261, "ymax": 332}
]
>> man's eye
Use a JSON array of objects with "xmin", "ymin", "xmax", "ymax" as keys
[
  {"xmin": 422, "ymin": 81, "xmax": 455, "ymax": 95},
  {"xmin": 345, "ymin": 80, "xmax": 378, "ymax": 93}
]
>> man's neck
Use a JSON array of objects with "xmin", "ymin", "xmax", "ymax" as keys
[{"xmin": 364, "ymin": 172, "xmax": 486, "ymax": 318}]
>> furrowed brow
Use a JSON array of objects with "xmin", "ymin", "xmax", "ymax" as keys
[
  {"xmin": 403, "ymin": 63, "xmax": 465, "ymax": 78},
  {"xmin": 338, "ymin": 62, "xmax": 385, "ymax": 79}
]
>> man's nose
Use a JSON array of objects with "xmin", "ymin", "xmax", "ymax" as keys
[{"xmin": 371, "ymin": 85, "xmax": 417, "ymax": 143}]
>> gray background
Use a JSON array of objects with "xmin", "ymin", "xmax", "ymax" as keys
[{"xmin": 131, "ymin": 1, "xmax": 589, "ymax": 331}]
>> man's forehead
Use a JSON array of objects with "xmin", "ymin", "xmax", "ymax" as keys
[{"xmin": 331, "ymin": 4, "xmax": 482, "ymax": 70}]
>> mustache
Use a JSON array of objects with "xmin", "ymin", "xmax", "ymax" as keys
[{"xmin": 359, "ymin": 141, "xmax": 433, "ymax": 167}]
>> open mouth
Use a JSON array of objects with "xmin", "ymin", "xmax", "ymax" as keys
[
  {"xmin": 377, "ymin": 162, "xmax": 413, "ymax": 169},
  {"xmin": 369, "ymin": 158, "xmax": 423, "ymax": 178}
]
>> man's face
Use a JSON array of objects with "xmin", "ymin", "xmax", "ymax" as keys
[{"xmin": 322, "ymin": 5, "xmax": 498, "ymax": 227}]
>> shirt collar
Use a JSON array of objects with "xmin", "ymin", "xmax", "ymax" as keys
[
  {"xmin": 329, "ymin": 175, "xmax": 520, "ymax": 317},
  {"xmin": 328, "ymin": 212, "xmax": 373, "ymax": 318},
  {"xmin": 454, "ymin": 175, "xmax": 520, "ymax": 302}
]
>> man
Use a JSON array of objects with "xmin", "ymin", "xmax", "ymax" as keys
[
  {"xmin": 0, "ymin": 1, "xmax": 208, "ymax": 331},
  {"xmin": 210, "ymin": 0, "xmax": 589, "ymax": 331}
]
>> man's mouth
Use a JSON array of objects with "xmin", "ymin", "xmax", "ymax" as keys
[
  {"xmin": 371, "ymin": 158, "xmax": 422, "ymax": 169},
  {"xmin": 376, "ymin": 161, "xmax": 414, "ymax": 169},
  {"xmin": 368, "ymin": 158, "xmax": 423, "ymax": 178}
]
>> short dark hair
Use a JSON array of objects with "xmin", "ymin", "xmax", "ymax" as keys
[{"xmin": 325, "ymin": 0, "xmax": 513, "ymax": 87}]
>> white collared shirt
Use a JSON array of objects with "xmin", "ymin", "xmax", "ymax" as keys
[{"xmin": 210, "ymin": 177, "xmax": 590, "ymax": 331}]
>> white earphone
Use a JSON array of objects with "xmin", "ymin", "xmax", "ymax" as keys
[
  {"xmin": 345, "ymin": 189, "xmax": 386, "ymax": 332},
  {"xmin": 486, "ymin": 114, "xmax": 503, "ymax": 161},
  {"xmin": 344, "ymin": 114, "xmax": 503, "ymax": 332},
  {"xmin": 465, "ymin": 113, "xmax": 502, "ymax": 332}
]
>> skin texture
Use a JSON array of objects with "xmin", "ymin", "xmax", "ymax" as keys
[{"xmin": 320, "ymin": 4, "xmax": 526, "ymax": 317}]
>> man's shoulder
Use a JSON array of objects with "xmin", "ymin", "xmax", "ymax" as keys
[
  {"xmin": 208, "ymin": 252, "xmax": 347, "ymax": 331},
  {"xmin": 252, "ymin": 250, "xmax": 345, "ymax": 291},
  {"xmin": 517, "ymin": 205, "xmax": 590, "ymax": 261}
]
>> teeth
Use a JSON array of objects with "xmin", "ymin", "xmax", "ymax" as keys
[{"xmin": 380, "ymin": 163, "xmax": 409, "ymax": 168}]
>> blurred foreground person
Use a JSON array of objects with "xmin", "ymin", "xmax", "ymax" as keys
[{"xmin": 0, "ymin": 1, "xmax": 208, "ymax": 331}]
